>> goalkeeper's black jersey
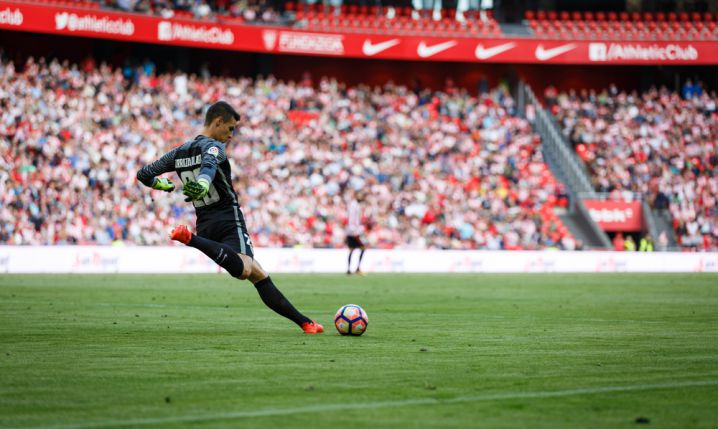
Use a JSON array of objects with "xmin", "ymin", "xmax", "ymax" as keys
[{"xmin": 136, "ymin": 135, "xmax": 239, "ymax": 217}]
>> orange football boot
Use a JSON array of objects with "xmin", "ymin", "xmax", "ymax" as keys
[
  {"xmin": 302, "ymin": 321, "xmax": 324, "ymax": 334},
  {"xmin": 170, "ymin": 225, "xmax": 192, "ymax": 245}
]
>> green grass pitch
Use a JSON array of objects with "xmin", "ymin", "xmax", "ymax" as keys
[{"xmin": 1, "ymin": 273, "xmax": 717, "ymax": 429}]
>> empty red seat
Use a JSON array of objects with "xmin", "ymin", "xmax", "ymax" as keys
[
  {"xmin": 525, "ymin": 10, "xmax": 535, "ymax": 20},
  {"xmin": 584, "ymin": 11, "xmax": 594, "ymax": 21},
  {"xmin": 595, "ymin": 11, "xmax": 605, "ymax": 21}
]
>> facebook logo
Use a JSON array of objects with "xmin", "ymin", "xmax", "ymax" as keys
[
  {"xmin": 158, "ymin": 21, "xmax": 172, "ymax": 41},
  {"xmin": 589, "ymin": 43, "xmax": 607, "ymax": 61}
]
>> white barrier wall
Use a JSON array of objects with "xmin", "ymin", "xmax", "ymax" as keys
[{"xmin": 1, "ymin": 246, "xmax": 718, "ymax": 273}]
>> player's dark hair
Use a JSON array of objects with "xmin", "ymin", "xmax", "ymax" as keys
[{"xmin": 204, "ymin": 101, "xmax": 240, "ymax": 126}]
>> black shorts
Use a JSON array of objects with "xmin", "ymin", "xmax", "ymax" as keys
[
  {"xmin": 196, "ymin": 207, "xmax": 254, "ymax": 257},
  {"xmin": 346, "ymin": 235, "xmax": 364, "ymax": 249}
]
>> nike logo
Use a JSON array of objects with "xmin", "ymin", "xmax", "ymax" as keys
[
  {"xmin": 535, "ymin": 44, "xmax": 576, "ymax": 61},
  {"xmin": 474, "ymin": 42, "xmax": 516, "ymax": 60},
  {"xmin": 417, "ymin": 40, "xmax": 457, "ymax": 58},
  {"xmin": 362, "ymin": 38, "xmax": 400, "ymax": 56}
]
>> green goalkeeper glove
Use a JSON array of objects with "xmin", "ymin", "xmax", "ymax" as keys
[
  {"xmin": 151, "ymin": 177, "xmax": 175, "ymax": 192},
  {"xmin": 183, "ymin": 179, "xmax": 209, "ymax": 202}
]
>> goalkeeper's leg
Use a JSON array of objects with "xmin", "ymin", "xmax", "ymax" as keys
[{"xmin": 171, "ymin": 225, "xmax": 322, "ymax": 333}]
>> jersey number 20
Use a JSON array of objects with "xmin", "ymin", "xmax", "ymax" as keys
[{"xmin": 180, "ymin": 169, "xmax": 221, "ymax": 207}]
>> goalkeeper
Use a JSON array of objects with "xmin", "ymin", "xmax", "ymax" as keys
[{"xmin": 136, "ymin": 101, "xmax": 323, "ymax": 334}]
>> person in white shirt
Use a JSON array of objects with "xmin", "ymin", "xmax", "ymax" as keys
[{"xmin": 345, "ymin": 191, "xmax": 367, "ymax": 275}]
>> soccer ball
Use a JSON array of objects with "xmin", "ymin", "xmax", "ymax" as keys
[{"xmin": 334, "ymin": 304, "xmax": 368, "ymax": 336}]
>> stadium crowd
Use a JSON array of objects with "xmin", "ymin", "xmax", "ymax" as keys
[
  {"xmin": 549, "ymin": 84, "xmax": 718, "ymax": 251},
  {"xmin": 0, "ymin": 56, "xmax": 573, "ymax": 250},
  {"xmin": 98, "ymin": 0, "xmax": 282, "ymax": 22}
]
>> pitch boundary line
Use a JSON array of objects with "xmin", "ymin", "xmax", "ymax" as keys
[{"xmin": 22, "ymin": 379, "xmax": 718, "ymax": 429}]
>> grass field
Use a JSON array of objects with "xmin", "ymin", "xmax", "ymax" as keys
[{"xmin": 1, "ymin": 273, "xmax": 717, "ymax": 429}]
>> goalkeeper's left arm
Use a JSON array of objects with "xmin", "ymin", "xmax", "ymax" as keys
[{"xmin": 136, "ymin": 148, "xmax": 178, "ymax": 192}]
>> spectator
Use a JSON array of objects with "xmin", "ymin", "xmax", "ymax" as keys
[
  {"xmin": 639, "ymin": 234, "xmax": 654, "ymax": 252},
  {"xmin": 624, "ymin": 235, "xmax": 636, "ymax": 251},
  {"xmin": 613, "ymin": 232, "xmax": 625, "ymax": 251}
]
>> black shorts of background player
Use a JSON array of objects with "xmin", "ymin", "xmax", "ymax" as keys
[{"xmin": 136, "ymin": 101, "xmax": 323, "ymax": 334}]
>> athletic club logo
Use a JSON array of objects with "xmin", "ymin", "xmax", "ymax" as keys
[
  {"xmin": 263, "ymin": 30, "xmax": 277, "ymax": 50},
  {"xmin": 0, "ymin": 7, "xmax": 23, "ymax": 26}
]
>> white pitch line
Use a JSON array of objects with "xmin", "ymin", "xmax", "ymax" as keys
[{"xmin": 21, "ymin": 380, "xmax": 718, "ymax": 429}]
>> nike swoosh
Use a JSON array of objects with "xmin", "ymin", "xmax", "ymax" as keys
[
  {"xmin": 362, "ymin": 39, "xmax": 400, "ymax": 56},
  {"xmin": 474, "ymin": 42, "xmax": 516, "ymax": 60},
  {"xmin": 417, "ymin": 40, "xmax": 457, "ymax": 58},
  {"xmin": 535, "ymin": 44, "xmax": 576, "ymax": 61}
]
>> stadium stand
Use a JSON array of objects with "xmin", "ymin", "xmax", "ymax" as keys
[
  {"xmin": 549, "ymin": 85, "xmax": 718, "ymax": 251},
  {"xmin": 0, "ymin": 56, "xmax": 574, "ymax": 250},
  {"xmin": 525, "ymin": 9, "xmax": 718, "ymax": 40},
  {"xmin": 15, "ymin": 0, "xmax": 501, "ymax": 34}
]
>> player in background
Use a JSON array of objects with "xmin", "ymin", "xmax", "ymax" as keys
[
  {"xmin": 136, "ymin": 101, "xmax": 323, "ymax": 334},
  {"xmin": 345, "ymin": 191, "xmax": 367, "ymax": 275}
]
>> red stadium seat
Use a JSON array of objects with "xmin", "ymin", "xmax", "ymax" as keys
[
  {"xmin": 536, "ymin": 10, "xmax": 546, "ymax": 20},
  {"xmin": 691, "ymin": 12, "xmax": 701, "ymax": 22},
  {"xmin": 655, "ymin": 12, "xmax": 665, "ymax": 22},
  {"xmin": 607, "ymin": 11, "xmax": 617, "ymax": 21},
  {"xmin": 595, "ymin": 11, "xmax": 605, "ymax": 21},
  {"xmin": 525, "ymin": 10, "xmax": 535, "ymax": 20},
  {"xmin": 643, "ymin": 12, "xmax": 653, "ymax": 21},
  {"xmin": 679, "ymin": 12, "xmax": 689, "ymax": 22},
  {"xmin": 547, "ymin": 11, "xmax": 557, "ymax": 20},
  {"xmin": 704, "ymin": 12, "xmax": 713, "ymax": 22},
  {"xmin": 667, "ymin": 12, "xmax": 677, "ymax": 22},
  {"xmin": 559, "ymin": 11, "xmax": 569, "ymax": 21},
  {"xmin": 584, "ymin": 11, "xmax": 594, "ymax": 21}
]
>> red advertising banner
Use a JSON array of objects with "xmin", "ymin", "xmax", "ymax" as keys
[
  {"xmin": 584, "ymin": 200, "xmax": 644, "ymax": 232},
  {"xmin": 2, "ymin": 1, "xmax": 718, "ymax": 64}
]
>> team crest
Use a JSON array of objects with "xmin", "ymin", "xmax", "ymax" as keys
[
  {"xmin": 263, "ymin": 30, "xmax": 277, "ymax": 51},
  {"xmin": 208, "ymin": 146, "xmax": 219, "ymax": 157}
]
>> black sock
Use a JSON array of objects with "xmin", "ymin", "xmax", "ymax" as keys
[
  {"xmin": 357, "ymin": 249, "xmax": 365, "ymax": 271},
  {"xmin": 254, "ymin": 277, "xmax": 311, "ymax": 327},
  {"xmin": 188, "ymin": 235, "xmax": 245, "ymax": 278},
  {"xmin": 347, "ymin": 250, "xmax": 354, "ymax": 272}
]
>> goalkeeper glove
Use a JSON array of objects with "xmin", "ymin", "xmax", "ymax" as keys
[
  {"xmin": 151, "ymin": 177, "xmax": 175, "ymax": 192},
  {"xmin": 183, "ymin": 179, "xmax": 209, "ymax": 202}
]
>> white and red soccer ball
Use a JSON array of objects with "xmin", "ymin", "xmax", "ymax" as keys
[{"xmin": 334, "ymin": 304, "xmax": 368, "ymax": 336}]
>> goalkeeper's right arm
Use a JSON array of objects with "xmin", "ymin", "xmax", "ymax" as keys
[{"xmin": 136, "ymin": 148, "xmax": 178, "ymax": 191}]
